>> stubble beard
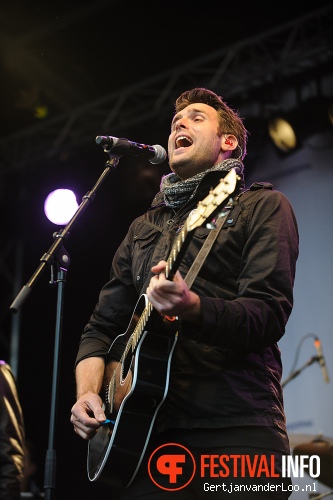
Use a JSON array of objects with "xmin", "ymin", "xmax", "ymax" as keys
[{"xmin": 170, "ymin": 151, "xmax": 212, "ymax": 180}]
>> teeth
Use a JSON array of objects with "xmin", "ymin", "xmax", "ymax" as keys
[{"xmin": 176, "ymin": 136, "xmax": 193, "ymax": 148}]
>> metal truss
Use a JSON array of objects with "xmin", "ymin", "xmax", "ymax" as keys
[{"xmin": 0, "ymin": 5, "xmax": 332, "ymax": 179}]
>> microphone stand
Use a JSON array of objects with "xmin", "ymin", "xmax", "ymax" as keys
[
  {"xmin": 312, "ymin": 491, "xmax": 333, "ymax": 500},
  {"xmin": 10, "ymin": 154, "xmax": 121, "ymax": 500},
  {"xmin": 282, "ymin": 355, "xmax": 320, "ymax": 388}
]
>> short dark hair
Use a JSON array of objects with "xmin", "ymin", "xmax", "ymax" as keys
[{"xmin": 175, "ymin": 88, "xmax": 248, "ymax": 159}]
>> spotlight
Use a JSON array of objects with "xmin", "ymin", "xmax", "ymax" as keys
[
  {"xmin": 34, "ymin": 105, "xmax": 49, "ymax": 119},
  {"xmin": 268, "ymin": 97, "xmax": 333, "ymax": 154},
  {"xmin": 44, "ymin": 189, "xmax": 78, "ymax": 225},
  {"xmin": 268, "ymin": 117, "xmax": 297, "ymax": 153}
]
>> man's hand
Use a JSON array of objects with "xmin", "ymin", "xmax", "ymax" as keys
[
  {"xmin": 146, "ymin": 260, "xmax": 202, "ymax": 324},
  {"xmin": 71, "ymin": 357, "xmax": 107, "ymax": 440},
  {"xmin": 70, "ymin": 391, "xmax": 107, "ymax": 440}
]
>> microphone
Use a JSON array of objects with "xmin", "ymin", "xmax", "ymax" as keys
[
  {"xmin": 314, "ymin": 337, "xmax": 330, "ymax": 383},
  {"xmin": 96, "ymin": 136, "xmax": 167, "ymax": 164}
]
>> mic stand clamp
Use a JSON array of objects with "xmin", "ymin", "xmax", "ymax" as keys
[{"xmin": 282, "ymin": 355, "xmax": 320, "ymax": 388}]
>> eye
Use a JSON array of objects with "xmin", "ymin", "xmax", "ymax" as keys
[{"xmin": 171, "ymin": 121, "xmax": 178, "ymax": 131}]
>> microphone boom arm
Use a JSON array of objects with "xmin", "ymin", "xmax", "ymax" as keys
[{"xmin": 282, "ymin": 355, "xmax": 321, "ymax": 388}]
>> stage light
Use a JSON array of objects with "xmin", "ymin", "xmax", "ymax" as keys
[
  {"xmin": 268, "ymin": 117, "xmax": 297, "ymax": 153},
  {"xmin": 44, "ymin": 189, "xmax": 79, "ymax": 225},
  {"xmin": 268, "ymin": 97, "xmax": 333, "ymax": 154},
  {"xmin": 34, "ymin": 105, "xmax": 49, "ymax": 119}
]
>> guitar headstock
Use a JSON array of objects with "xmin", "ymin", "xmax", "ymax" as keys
[{"xmin": 187, "ymin": 168, "xmax": 240, "ymax": 231}]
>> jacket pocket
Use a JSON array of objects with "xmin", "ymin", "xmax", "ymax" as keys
[{"xmin": 131, "ymin": 219, "xmax": 163, "ymax": 293}]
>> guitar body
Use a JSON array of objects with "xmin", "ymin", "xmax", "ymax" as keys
[{"xmin": 87, "ymin": 293, "xmax": 178, "ymax": 488}]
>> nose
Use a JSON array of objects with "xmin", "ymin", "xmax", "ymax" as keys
[{"xmin": 174, "ymin": 117, "xmax": 187, "ymax": 131}]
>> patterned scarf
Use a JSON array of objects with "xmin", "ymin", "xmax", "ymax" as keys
[{"xmin": 160, "ymin": 158, "xmax": 244, "ymax": 209}]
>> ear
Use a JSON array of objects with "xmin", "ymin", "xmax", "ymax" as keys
[{"xmin": 222, "ymin": 134, "xmax": 238, "ymax": 152}]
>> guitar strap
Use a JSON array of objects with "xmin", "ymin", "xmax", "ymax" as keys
[{"xmin": 184, "ymin": 205, "xmax": 233, "ymax": 289}]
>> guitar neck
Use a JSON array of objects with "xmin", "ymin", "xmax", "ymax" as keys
[{"xmin": 165, "ymin": 221, "xmax": 192, "ymax": 281}]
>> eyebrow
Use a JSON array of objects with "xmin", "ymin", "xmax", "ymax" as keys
[{"xmin": 172, "ymin": 107, "xmax": 207, "ymax": 126}]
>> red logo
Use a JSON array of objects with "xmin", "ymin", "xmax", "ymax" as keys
[{"xmin": 148, "ymin": 442, "xmax": 196, "ymax": 491}]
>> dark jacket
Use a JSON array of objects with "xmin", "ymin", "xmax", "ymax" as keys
[
  {"xmin": 76, "ymin": 171, "xmax": 299, "ymax": 434},
  {"xmin": 0, "ymin": 362, "xmax": 25, "ymax": 500}
]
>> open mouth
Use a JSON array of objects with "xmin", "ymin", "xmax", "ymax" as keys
[{"xmin": 175, "ymin": 135, "xmax": 193, "ymax": 149}]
